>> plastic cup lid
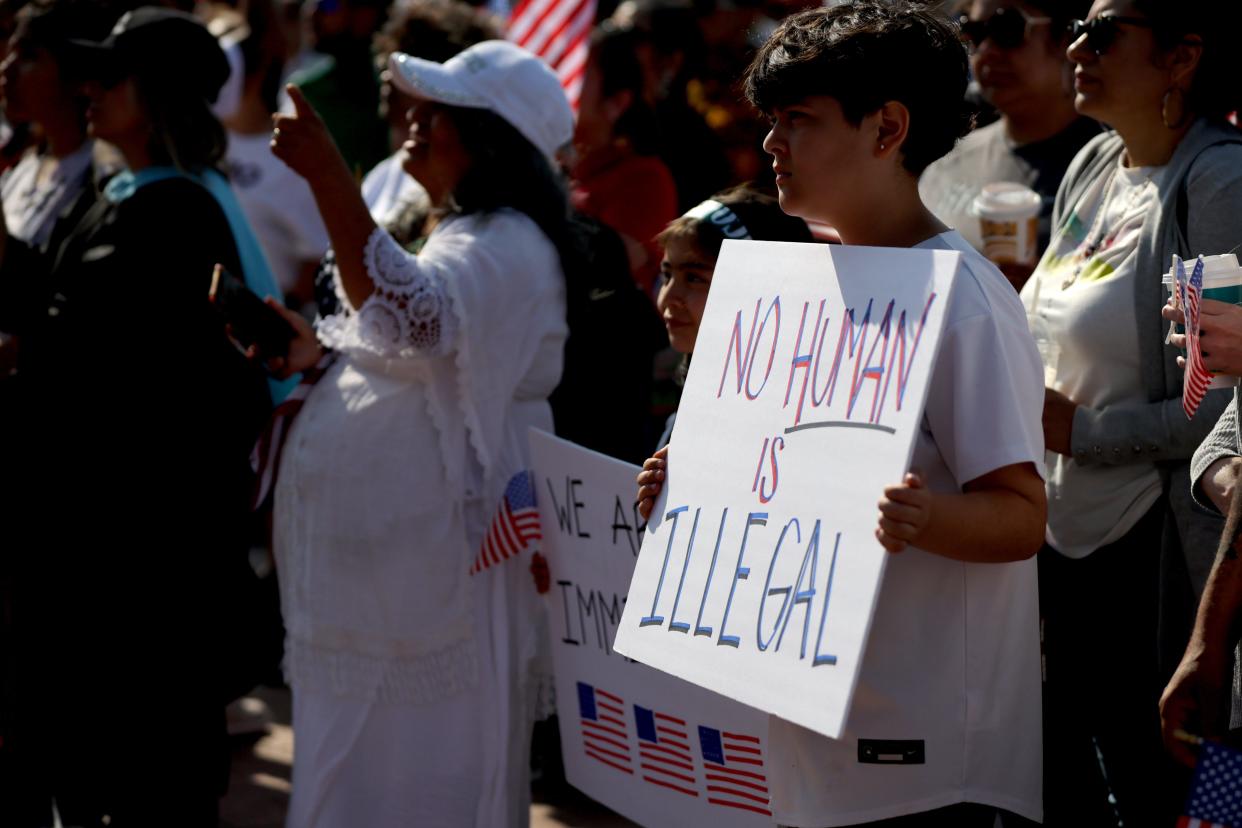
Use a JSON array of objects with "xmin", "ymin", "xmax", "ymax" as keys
[
  {"xmin": 971, "ymin": 182, "xmax": 1041, "ymax": 219},
  {"xmin": 1162, "ymin": 253, "xmax": 1242, "ymax": 286}
]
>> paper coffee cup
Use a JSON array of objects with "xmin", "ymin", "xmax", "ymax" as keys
[
  {"xmin": 973, "ymin": 182, "xmax": 1041, "ymax": 266},
  {"xmin": 1163, "ymin": 253, "xmax": 1242, "ymax": 388}
]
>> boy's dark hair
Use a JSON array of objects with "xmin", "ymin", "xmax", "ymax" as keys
[
  {"xmin": 657, "ymin": 184, "xmax": 814, "ymax": 259},
  {"xmin": 744, "ymin": 1, "xmax": 973, "ymax": 175},
  {"xmin": 1131, "ymin": 0, "xmax": 1242, "ymax": 123}
]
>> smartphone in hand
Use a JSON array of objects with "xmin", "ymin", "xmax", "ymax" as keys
[{"xmin": 208, "ymin": 264, "xmax": 296, "ymax": 360}]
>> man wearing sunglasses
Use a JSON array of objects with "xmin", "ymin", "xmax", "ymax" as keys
[{"xmin": 920, "ymin": 0, "xmax": 1098, "ymax": 291}]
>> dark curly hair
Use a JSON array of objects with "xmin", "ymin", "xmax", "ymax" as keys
[
  {"xmin": 1130, "ymin": 0, "xmax": 1242, "ymax": 124},
  {"xmin": 744, "ymin": 1, "xmax": 974, "ymax": 176}
]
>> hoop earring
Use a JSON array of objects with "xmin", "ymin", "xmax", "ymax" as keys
[{"xmin": 1162, "ymin": 87, "xmax": 1190, "ymax": 130}]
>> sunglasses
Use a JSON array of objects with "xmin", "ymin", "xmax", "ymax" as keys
[
  {"xmin": 958, "ymin": 7, "xmax": 1052, "ymax": 52},
  {"xmin": 1067, "ymin": 15, "xmax": 1199, "ymax": 56}
]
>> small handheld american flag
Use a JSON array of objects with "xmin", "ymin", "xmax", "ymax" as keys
[
  {"xmin": 698, "ymin": 725, "xmax": 772, "ymax": 817},
  {"xmin": 470, "ymin": 470, "xmax": 542, "ymax": 575},
  {"xmin": 1176, "ymin": 255, "xmax": 1212, "ymax": 420},
  {"xmin": 1179, "ymin": 739, "xmax": 1242, "ymax": 828}
]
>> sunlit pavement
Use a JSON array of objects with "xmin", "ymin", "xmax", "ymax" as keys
[{"xmin": 219, "ymin": 686, "xmax": 637, "ymax": 828}]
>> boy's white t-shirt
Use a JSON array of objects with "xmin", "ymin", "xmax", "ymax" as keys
[{"xmin": 767, "ymin": 231, "xmax": 1046, "ymax": 827}]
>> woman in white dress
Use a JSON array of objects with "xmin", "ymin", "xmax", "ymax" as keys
[{"xmin": 266, "ymin": 40, "xmax": 575, "ymax": 827}]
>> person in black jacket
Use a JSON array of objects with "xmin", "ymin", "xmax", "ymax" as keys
[{"xmin": 0, "ymin": 8, "xmax": 272, "ymax": 826}]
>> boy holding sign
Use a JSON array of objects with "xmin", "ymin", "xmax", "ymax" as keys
[{"xmin": 638, "ymin": 3, "xmax": 1047, "ymax": 825}]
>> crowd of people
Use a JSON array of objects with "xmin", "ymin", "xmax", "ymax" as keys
[{"xmin": 1, "ymin": 0, "xmax": 1241, "ymax": 826}]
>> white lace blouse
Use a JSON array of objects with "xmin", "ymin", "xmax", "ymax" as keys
[
  {"xmin": 318, "ymin": 221, "xmax": 457, "ymax": 357},
  {"xmin": 274, "ymin": 208, "xmax": 568, "ymax": 703}
]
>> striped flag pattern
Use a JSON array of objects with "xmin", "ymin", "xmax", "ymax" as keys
[
  {"xmin": 634, "ymin": 705, "xmax": 698, "ymax": 797},
  {"xmin": 698, "ymin": 726, "xmax": 772, "ymax": 817},
  {"xmin": 250, "ymin": 351, "xmax": 337, "ymax": 510},
  {"xmin": 1180, "ymin": 740, "xmax": 1242, "ymax": 828},
  {"xmin": 578, "ymin": 682, "xmax": 632, "ymax": 775},
  {"xmin": 507, "ymin": 0, "xmax": 595, "ymax": 107},
  {"xmin": 1177, "ymin": 255, "xmax": 1212, "ymax": 420},
  {"xmin": 471, "ymin": 470, "xmax": 542, "ymax": 575}
]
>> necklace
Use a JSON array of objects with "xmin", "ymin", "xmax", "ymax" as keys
[{"xmin": 1060, "ymin": 164, "xmax": 1151, "ymax": 290}]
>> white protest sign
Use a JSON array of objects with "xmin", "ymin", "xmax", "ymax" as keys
[
  {"xmin": 530, "ymin": 429, "xmax": 774, "ymax": 828},
  {"xmin": 613, "ymin": 240, "xmax": 960, "ymax": 739}
]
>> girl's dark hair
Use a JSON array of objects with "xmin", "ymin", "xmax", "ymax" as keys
[
  {"xmin": 445, "ymin": 104, "xmax": 584, "ymax": 295},
  {"xmin": 590, "ymin": 21, "xmax": 661, "ymax": 155},
  {"xmin": 745, "ymin": 1, "xmax": 973, "ymax": 175},
  {"xmin": 1131, "ymin": 0, "xmax": 1242, "ymax": 123},
  {"xmin": 657, "ymin": 184, "xmax": 813, "ymax": 259},
  {"xmin": 138, "ymin": 73, "xmax": 229, "ymax": 171}
]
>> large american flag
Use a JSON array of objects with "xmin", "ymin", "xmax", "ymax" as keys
[
  {"xmin": 470, "ymin": 470, "xmax": 542, "ymax": 574},
  {"xmin": 634, "ymin": 705, "xmax": 698, "ymax": 797},
  {"xmin": 507, "ymin": 0, "xmax": 595, "ymax": 107},
  {"xmin": 698, "ymin": 725, "xmax": 772, "ymax": 817},
  {"xmin": 578, "ymin": 681, "xmax": 633, "ymax": 774},
  {"xmin": 1179, "ymin": 740, "xmax": 1242, "ymax": 828},
  {"xmin": 1177, "ymin": 255, "xmax": 1212, "ymax": 420}
]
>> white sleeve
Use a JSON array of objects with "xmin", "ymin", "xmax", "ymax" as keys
[
  {"xmin": 348, "ymin": 226, "xmax": 458, "ymax": 357},
  {"xmin": 923, "ymin": 302, "xmax": 1047, "ymax": 486}
]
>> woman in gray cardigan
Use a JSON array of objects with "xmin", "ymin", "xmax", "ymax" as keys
[{"xmin": 1018, "ymin": 1, "xmax": 1242, "ymax": 824}]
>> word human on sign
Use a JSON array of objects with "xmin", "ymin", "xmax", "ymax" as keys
[
  {"xmin": 614, "ymin": 241, "xmax": 960, "ymax": 739},
  {"xmin": 720, "ymin": 287, "xmax": 936, "ymax": 508},
  {"xmin": 530, "ymin": 429, "xmax": 773, "ymax": 828}
]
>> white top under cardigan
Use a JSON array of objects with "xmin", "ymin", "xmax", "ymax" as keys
[
  {"xmin": 1022, "ymin": 158, "xmax": 1165, "ymax": 557},
  {"xmin": 273, "ymin": 209, "xmax": 567, "ymax": 825}
]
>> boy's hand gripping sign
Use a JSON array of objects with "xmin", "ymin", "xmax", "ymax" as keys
[{"xmin": 614, "ymin": 240, "xmax": 961, "ymax": 738}]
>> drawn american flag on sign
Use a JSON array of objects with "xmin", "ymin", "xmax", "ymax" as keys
[
  {"xmin": 1177, "ymin": 256, "xmax": 1212, "ymax": 420},
  {"xmin": 507, "ymin": 0, "xmax": 595, "ymax": 108},
  {"xmin": 578, "ymin": 682, "xmax": 632, "ymax": 774},
  {"xmin": 634, "ymin": 706, "xmax": 698, "ymax": 797},
  {"xmin": 698, "ymin": 726, "xmax": 772, "ymax": 817},
  {"xmin": 470, "ymin": 470, "xmax": 541, "ymax": 575}
]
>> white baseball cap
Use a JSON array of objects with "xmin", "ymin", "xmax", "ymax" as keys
[{"xmin": 389, "ymin": 40, "xmax": 574, "ymax": 161}]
